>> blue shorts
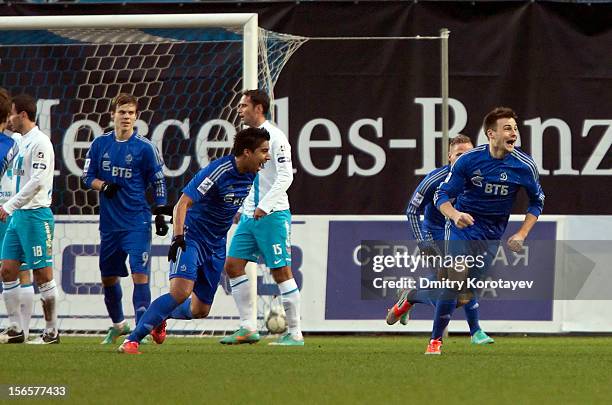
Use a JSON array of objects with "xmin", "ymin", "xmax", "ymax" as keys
[
  {"xmin": 2, "ymin": 208, "xmax": 54, "ymax": 270},
  {"xmin": 446, "ymin": 221, "xmax": 500, "ymax": 280},
  {"xmin": 99, "ymin": 229, "xmax": 151, "ymax": 277},
  {"xmin": 228, "ymin": 210, "xmax": 291, "ymax": 269},
  {"xmin": 169, "ymin": 239, "xmax": 225, "ymax": 305}
]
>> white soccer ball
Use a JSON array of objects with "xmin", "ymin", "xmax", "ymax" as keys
[{"xmin": 265, "ymin": 311, "xmax": 287, "ymax": 334}]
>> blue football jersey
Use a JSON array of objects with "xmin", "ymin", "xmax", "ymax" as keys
[
  {"xmin": 182, "ymin": 155, "xmax": 256, "ymax": 248},
  {"xmin": 82, "ymin": 130, "xmax": 167, "ymax": 232},
  {"xmin": 406, "ymin": 165, "xmax": 449, "ymax": 243},
  {"xmin": 434, "ymin": 145, "xmax": 545, "ymax": 233}
]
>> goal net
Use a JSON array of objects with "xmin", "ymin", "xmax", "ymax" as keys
[{"xmin": 0, "ymin": 14, "xmax": 306, "ymax": 335}]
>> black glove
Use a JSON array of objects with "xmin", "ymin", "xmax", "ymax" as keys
[
  {"xmin": 152, "ymin": 205, "xmax": 174, "ymax": 217},
  {"xmin": 100, "ymin": 182, "xmax": 120, "ymax": 198},
  {"xmin": 155, "ymin": 214, "xmax": 169, "ymax": 236},
  {"xmin": 168, "ymin": 235, "xmax": 185, "ymax": 262}
]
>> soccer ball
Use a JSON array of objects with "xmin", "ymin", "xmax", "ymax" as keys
[{"xmin": 265, "ymin": 310, "xmax": 287, "ymax": 334}]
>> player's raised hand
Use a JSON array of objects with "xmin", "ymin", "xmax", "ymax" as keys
[
  {"xmin": 452, "ymin": 212, "xmax": 474, "ymax": 229},
  {"xmin": 168, "ymin": 235, "xmax": 185, "ymax": 262},
  {"xmin": 507, "ymin": 233, "xmax": 524, "ymax": 253},
  {"xmin": 100, "ymin": 181, "xmax": 120, "ymax": 198}
]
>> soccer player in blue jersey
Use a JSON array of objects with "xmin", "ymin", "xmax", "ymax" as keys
[
  {"xmin": 117, "ymin": 127, "xmax": 270, "ymax": 354},
  {"xmin": 385, "ymin": 135, "xmax": 494, "ymax": 345},
  {"xmin": 220, "ymin": 90, "xmax": 301, "ymax": 346},
  {"xmin": 424, "ymin": 107, "xmax": 545, "ymax": 355},
  {"xmin": 82, "ymin": 93, "xmax": 169, "ymax": 345},
  {"xmin": 0, "ymin": 94, "xmax": 58, "ymax": 344}
]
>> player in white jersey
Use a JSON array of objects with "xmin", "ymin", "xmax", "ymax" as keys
[
  {"xmin": 0, "ymin": 89, "xmax": 33, "ymax": 344},
  {"xmin": 221, "ymin": 89, "xmax": 303, "ymax": 346},
  {"xmin": 0, "ymin": 91, "xmax": 36, "ymax": 342},
  {"xmin": 0, "ymin": 94, "xmax": 58, "ymax": 344}
]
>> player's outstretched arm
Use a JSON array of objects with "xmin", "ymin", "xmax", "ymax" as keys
[
  {"xmin": 509, "ymin": 159, "xmax": 544, "ymax": 252},
  {"xmin": 507, "ymin": 213, "xmax": 538, "ymax": 252}
]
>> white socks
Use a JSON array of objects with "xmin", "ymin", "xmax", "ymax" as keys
[
  {"xmin": 230, "ymin": 275, "xmax": 256, "ymax": 331},
  {"xmin": 278, "ymin": 279, "xmax": 302, "ymax": 339},
  {"xmin": 38, "ymin": 280, "xmax": 58, "ymax": 330},
  {"xmin": 2, "ymin": 281, "xmax": 23, "ymax": 331},
  {"xmin": 20, "ymin": 284, "xmax": 35, "ymax": 339}
]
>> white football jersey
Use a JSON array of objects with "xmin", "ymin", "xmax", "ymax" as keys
[
  {"xmin": 241, "ymin": 120, "xmax": 293, "ymax": 216},
  {"xmin": 3, "ymin": 126, "xmax": 54, "ymax": 213},
  {"xmin": 0, "ymin": 132, "xmax": 22, "ymax": 205}
]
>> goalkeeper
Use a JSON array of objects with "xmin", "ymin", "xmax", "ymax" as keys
[
  {"xmin": 82, "ymin": 93, "xmax": 169, "ymax": 344},
  {"xmin": 386, "ymin": 135, "xmax": 494, "ymax": 345}
]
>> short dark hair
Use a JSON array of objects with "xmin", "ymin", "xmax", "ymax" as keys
[
  {"xmin": 12, "ymin": 94, "xmax": 36, "ymax": 122},
  {"xmin": 0, "ymin": 87, "xmax": 11, "ymax": 124},
  {"xmin": 450, "ymin": 134, "xmax": 472, "ymax": 147},
  {"xmin": 232, "ymin": 127, "xmax": 270, "ymax": 156},
  {"xmin": 243, "ymin": 89, "xmax": 270, "ymax": 115},
  {"xmin": 483, "ymin": 107, "xmax": 518, "ymax": 133},
  {"xmin": 111, "ymin": 93, "xmax": 138, "ymax": 112}
]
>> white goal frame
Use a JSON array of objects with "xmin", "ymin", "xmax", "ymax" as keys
[{"xmin": 0, "ymin": 13, "xmax": 259, "ymax": 91}]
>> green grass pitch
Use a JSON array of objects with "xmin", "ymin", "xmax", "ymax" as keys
[{"xmin": 1, "ymin": 336, "xmax": 611, "ymax": 404}]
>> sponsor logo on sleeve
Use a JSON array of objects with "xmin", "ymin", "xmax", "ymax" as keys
[
  {"xmin": 197, "ymin": 177, "xmax": 214, "ymax": 195},
  {"xmin": 411, "ymin": 192, "xmax": 424, "ymax": 208}
]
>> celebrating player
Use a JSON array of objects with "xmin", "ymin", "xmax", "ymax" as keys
[
  {"xmin": 82, "ymin": 93, "xmax": 169, "ymax": 345},
  {"xmin": 425, "ymin": 107, "xmax": 544, "ymax": 355},
  {"xmin": 386, "ymin": 135, "xmax": 494, "ymax": 345},
  {"xmin": 220, "ymin": 90, "xmax": 303, "ymax": 346},
  {"xmin": 0, "ymin": 94, "xmax": 58, "ymax": 344},
  {"xmin": 118, "ymin": 126, "xmax": 270, "ymax": 354}
]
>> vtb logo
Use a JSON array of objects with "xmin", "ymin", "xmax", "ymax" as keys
[
  {"xmin": 484, "ymin": 183, "xmax": 509, "ymax": 195},
  {"xmin": 111, "ymin": 166, "xmax": 133, "ymax": 178},
  {"xmin": 223, "ymin": 193, "xmax": 246, "ymax": 206}
]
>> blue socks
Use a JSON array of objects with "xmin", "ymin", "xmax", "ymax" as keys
[
  {"xmin": 128, "ymin": 293, "xmax": 178, "ymax": 342},
  {"xmin": 463, "ymin": 298, "xmax": 481, "ymax": 335},
  {"xmin": 431, "ymin": 297, "xmax": 457, "ymax": 340},
  {"xmin": 170, "ymin": 298, "xmax": 193, "ymax": 320},
  {"xmin": 431, "ymin": 296, "xmax": 481, "ymax": 338},
  {"xmin": 133, "ymin": 283, "xmax": 151, "ymax": 326},
  {"xmin": 103, "ymin": 283, "xmax": 124, "ymax": 324}
]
